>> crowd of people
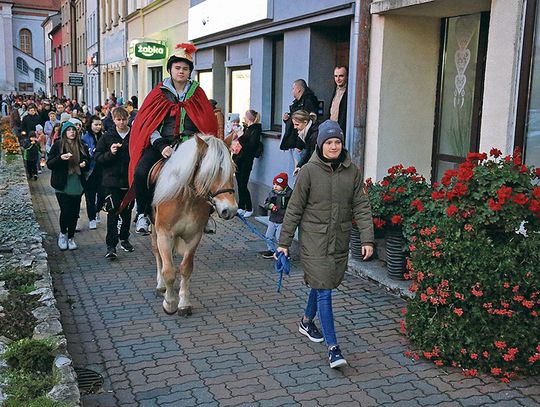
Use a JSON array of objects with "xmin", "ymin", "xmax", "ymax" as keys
[{"xmin": 1, "ymin": 49, "xmax": 374, "ymax": 369}]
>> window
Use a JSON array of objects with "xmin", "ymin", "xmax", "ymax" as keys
[
  {"xmin": 19, "ymin": 82, "xmax": 33, "ymax": 92},
  {"xmin": 19, "ymin": 29, "xmax": 32, "ymax": 55},
  {"xmin": 149, "ymin": 66, "xmax": 162, "ymax": 89},
  {"xmin": 230, "ymin": 68, "xmax": 251, "ymax": 119},
  {"xmin": 432, "ymin": 13, "xmax": 489, "ymax": 181},
  {"xmin": 197, "ymin": 71, "xmax": 213, "ymax": 99},
  {"xmin": 35, "ymin": 68, "xmax": 45, "ymax": 83},
  {"xmin": 516, "ymin": 0, "xmax": 540, "ymax": 168},
  {"xmin": 271, "ymin": 37, "xmax": 284, "ymax": 130},
  {"xmin": 16, "ymin": 57, "xmax": 29, "ymax": 74}
]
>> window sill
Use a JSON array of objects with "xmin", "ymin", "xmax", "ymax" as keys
[{"xmin": 262, "ymin": 130, "xmax": 281, "ymax": 140}]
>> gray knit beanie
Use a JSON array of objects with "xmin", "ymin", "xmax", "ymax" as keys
[{"xmin": 316, "ymin": 120, "xmax": 344, "ymax": 149}]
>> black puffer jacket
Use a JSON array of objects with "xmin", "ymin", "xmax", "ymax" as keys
[
  {"xmin": 94, "ymin": 127, "xmax": 131, "ymax": 189},
  {"xmin": 296, "ymin": 121, "xmax": 319, "ymax": 168},
  {"xmin": 280, "ymin": 87, "xmax": 319, "ymax": 150}
]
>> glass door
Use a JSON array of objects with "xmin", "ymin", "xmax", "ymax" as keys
[{"xmin": 432, "ymin": 13, "xmax": 490, "ymax": 181}]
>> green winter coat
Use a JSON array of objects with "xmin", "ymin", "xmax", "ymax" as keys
[{"xmin": 278, "ymin": 150, "xmax": 374, "ymax": 289}]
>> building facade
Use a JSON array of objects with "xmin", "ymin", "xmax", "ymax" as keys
[
  {"xmin": 41, "ymin": 13, "xmax": 60, "ymax": 97},
  {"xmin": 74, "ymin": 0, "xmax": 86, "ymax": 103},
  {"xmin": 365, "ymin": 0, "xmax": 540, "ymax": 182},
  {"xmin": 189, "ymin": 0, "xmax": 363, "ymax": 207},
  {"xmin": 100, "ymin": 0, "xmax": 128, "ymax": 103},
  {"xmin": 50, "ymin": 20, "xmax": 63, "ymax": 97},
  {"xmin": 86, "ymin": 0, "xmax": 100, "ymax": 110},
  {"xmin": 126, "ymin": 0, "xmax": 189, "ymax": 102},
  {"xmin": 0, "ymin": 0, "xmax": 59, "ymax": 94}
]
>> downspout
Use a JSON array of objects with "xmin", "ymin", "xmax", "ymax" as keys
[
  {"xmin": 48, "ymin": 31, "xmax": 53, "ymax": 97},
  {"xmin": 70, "ymin": 0, "xmax": 77, "ymax": 99},
  {"xmin": 351, "ymin": 0, "xmax": 371, "ymax": 172}
]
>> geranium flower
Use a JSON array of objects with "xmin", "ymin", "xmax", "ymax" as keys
[
  {"xmin": 391, "ymin": 215, "xmax": 403, "ymax": 224},
  {"xmin": 512, "ymin": 193, "xmax": 529, "ymax": 206},
  {"xmin": 490, "ymin": 148, "xmax": 502, "ymax": 157},
  {"xmin": 454, "ymin": 308, "xmax": 464, "ymax": 317},
  {"xmin": 446, "ymin": 205, "xmax": 458, "ymax": 217}
]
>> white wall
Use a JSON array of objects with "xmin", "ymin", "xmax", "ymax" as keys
[
  {"xmin": 365, "ymin": 14, "xmax": 440, "ymax": 181},
  {"xmin": 479, "ymin": 0, "xmax": 525, "ymax": 154}
]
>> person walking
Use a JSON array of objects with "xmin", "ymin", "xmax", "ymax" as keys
[
  {"xmin": 47, "ymin": 121, "xmax": 90, "ymax": 250},
  {"xmin": 233, "ymin": 109, "xmax": 262, "ymax": 217},
  {"xmin": 259, "ymin": 172, "xmax": 292, "ymax": 259},
  {"xmin": 277, "ymin": 120, "xmax": 374, "ymax": 368},
  {"xmin": 81, "ymin": 115, "xmax": 104, "ymax": 229},
  {"xmin": 94, "ymin": 107, "xmax": 134, "ymax": 260}
]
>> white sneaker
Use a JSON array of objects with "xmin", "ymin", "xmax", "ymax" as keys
[
  {"xmin": 67, "ymin": 238, "xmax": 78, "ymax": 250},
  {"xmin": 136, "ymin": 214, "xmax": 150, "ymax": 234},
  {"xmin": 89, "ymin": 220, "xmax": 97, "ymax": 230},
  {"xmin": 243, "ymin": 210, "xmax": 253, "ymax": 218},
  {"xmin": 95, "ymin": 213, "xmax": 101, "ymax": 224},
  {"xmin": 58, "ymin": 233, "xmax": 68, "ymax": 250},
  {"xmin": 237, "ymin": 209, "xmax": 245, "ymax": 216},
  {"xmin": 75, "ymin": 221, "xmax": 82, "ymax": 232}
]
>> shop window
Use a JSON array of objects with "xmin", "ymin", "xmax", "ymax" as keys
[
  {"xmin": 19, "ymin": 82, "xmax": 33, "ymax": 92},
  {"xmin": 198, "ymin": 70, "xmax": 213, "ymax": 99},
  {"xmin": 230, "ymin": 68, "xmax": 250, "ymax": 120},
  {"xmin": 19, "ymin": 29, "xmax": 32, "ymax": 55},
  {"xmin": 271, "ymin": 37, "xmax": 284, "ymax": 131},
  {"xmin": 432, "ymin": 13, "xmax": 489, "ymax": 181},
  {"xmin": 35, "ymin": 68, "xmax": 45, "ymax": 83},
  {"xmin": 149, "ymin": 66, "xmax": 162, "ymax": 89},
  {"xmin": 16, "ymin": 57, "xmax": 29, "ymax": 74},
  {"xmin": 516, "ymin": 0, "xmax": 540, "ymax": 168}
]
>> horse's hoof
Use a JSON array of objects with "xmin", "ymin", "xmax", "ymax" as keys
[
  {"xmin": 162, "ymin": 300, "xmax": 178, "ymax": 315},
  {"xmin": 177, "ymin": 306, "xmax": 192, "ymax": 317}
]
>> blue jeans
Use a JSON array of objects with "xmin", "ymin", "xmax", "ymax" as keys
[
  {"xmin": 265, "ymin": 221, "xmax": 282, "ymax": 251},
  {"xmin": 304, "ymin": 288, "xmax": 337, "ymax": 347}
]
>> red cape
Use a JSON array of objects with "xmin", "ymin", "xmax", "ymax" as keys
[{"xmin": 120, "ymin": 81, "xmax": 218, "ymax": 210}]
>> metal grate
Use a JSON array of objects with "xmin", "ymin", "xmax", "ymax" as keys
[{"xmin": 74, "ymin": 367, "xmax": 104, "ymax": 395}]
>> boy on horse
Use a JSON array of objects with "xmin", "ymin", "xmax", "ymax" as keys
[{"xmin": 124, "ymin": 43, "xmax": 218, "ymax": 234}]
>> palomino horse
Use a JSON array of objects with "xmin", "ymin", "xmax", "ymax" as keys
[{"xmin": 151, "ymin": 134, "xmax": 237, "ymax": 315}]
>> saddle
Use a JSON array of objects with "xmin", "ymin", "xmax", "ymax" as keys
[{"xmin": 147, "ymin": 158, "xmax": 166, "ymax": 189}]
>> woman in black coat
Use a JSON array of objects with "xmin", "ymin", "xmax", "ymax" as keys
[
  {"xmin": 233, "ymin": 109, "xmax": 262, "ymax": 217},
  {"xmin": 291, "ymin": 110, "xmax": 319, "ymax": 175},
  {"xmin": 47, "ymin": 121, "xmax": 89, "ymax": 251}
]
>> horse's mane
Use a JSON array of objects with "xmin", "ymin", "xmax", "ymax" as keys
[{"xmin": 153, "ymin": 134, "xmax": 234, "ymax": 205}]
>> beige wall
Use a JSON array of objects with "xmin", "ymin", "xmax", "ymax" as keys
[
  {"xmin": 127, "ymin": 0, "xmax": 189, "ymax": 100},
  {"xmin": 365, "ymin": 14, "xmax": 440, "ymax": 181},
  {"xmin": 479, "ymin": 0, "xmax": 526, "ymax": 154}
]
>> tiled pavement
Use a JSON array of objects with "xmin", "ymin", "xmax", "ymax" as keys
[{"xmin": 29, "ymin": 171, "xmax": 540, "ymax": 407}]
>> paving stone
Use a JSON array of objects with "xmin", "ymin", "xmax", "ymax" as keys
[{"xmin": 26, "ymin": 173, "xmax": 540, "ymax": 407}]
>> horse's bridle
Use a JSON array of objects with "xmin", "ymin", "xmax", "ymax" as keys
[{"xmin": 207, "ymin": 188, "xmax": 235, "ymax": 202}]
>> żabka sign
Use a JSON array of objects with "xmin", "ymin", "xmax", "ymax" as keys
[{"xmin": 134, "ymin": 42, "xmax": 167, "ymax": 60}]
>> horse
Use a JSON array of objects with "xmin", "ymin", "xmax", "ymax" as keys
[{"xmin": 151, "ymin": 133, "xmax": 237, "ymax": 316}]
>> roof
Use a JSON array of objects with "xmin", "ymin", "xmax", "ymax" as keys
[{"xmin": 3, "ymin": 0, "xmax": 61, "ymax": 11}]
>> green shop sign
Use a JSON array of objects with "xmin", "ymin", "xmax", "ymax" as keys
[{"xmin": 134, "ymin": 42, "xmax": 167, "ymax": 60}]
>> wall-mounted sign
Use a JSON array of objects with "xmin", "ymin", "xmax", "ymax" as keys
[
  {"xmin": 134, "ymin": 42, "xmax": 167, "ymax": 60},
  {"xmin": 68, "ymin": 72, "xmax": 84, "ymax": 86},
  {"xmin": 188, "ymin": 0, "xmax": 272, "ymax": 40}
]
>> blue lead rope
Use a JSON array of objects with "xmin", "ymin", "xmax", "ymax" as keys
[{"xmin": 236, "ymin": 213, "xmax": 291, "ymax": 292}]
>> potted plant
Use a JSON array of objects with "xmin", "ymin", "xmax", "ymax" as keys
[
  {"xmin": 366, "ymin": 165, "xmax": 430, "ymax": 279},
  {"xmin": 404, "ymin": 148, "xmax": 540, "ymax": 380}
]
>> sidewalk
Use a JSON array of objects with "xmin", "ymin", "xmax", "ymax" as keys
[{"xmin": 29, "ymin": 171, "xmax": 540, "ymax": 407}]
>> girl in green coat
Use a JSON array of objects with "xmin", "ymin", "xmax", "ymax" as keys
[{"xmin": 277, "ymin": 120, "xmax": 374, "ymax": 368}]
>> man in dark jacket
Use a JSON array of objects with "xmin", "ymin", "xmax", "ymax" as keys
[
  {"xmin": 94, "ymin": 107, "xmax": 134, "ymax": 260},
  {"xmin": 21, "ymin": 104, "xmax": 40, "ymax": 138},
  {"xmin": 39, "ymin": 100, "xmax": 52, "ymax": 126},
  {"xmin": 280, "ymin": 79, "xmax": 319, "ymax": 151},
  {"xmin": 329, "ymin": 66, "xmax": 348, "ymax": 136}
]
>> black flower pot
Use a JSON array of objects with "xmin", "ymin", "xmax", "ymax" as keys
[{"xmin": 385, "ymin": 227, "xmax": 407, "ymax": 280}]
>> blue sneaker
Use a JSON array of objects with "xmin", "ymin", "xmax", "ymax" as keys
[
  {"xmin": 328, "ymin": 345, "xmax": 347, "ymax": 368},
  {"xmin": 299, "ymin": 319, "xmax": 324, "ymax": 343}
]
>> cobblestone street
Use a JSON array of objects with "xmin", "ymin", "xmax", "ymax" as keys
[{"xmin": 29, "ymin": 172, "xmax": 540, "ymax": 407}]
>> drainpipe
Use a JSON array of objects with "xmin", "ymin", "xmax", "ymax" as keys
[{"xmin": 351, "ymin": 0, "xmax": 371, "ymax": 172}]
